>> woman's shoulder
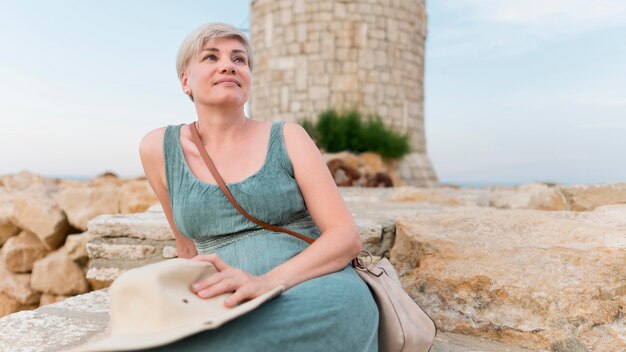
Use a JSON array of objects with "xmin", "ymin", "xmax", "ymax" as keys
[
  {"xmin": 281, "ymin": 121, "xmax": 313, "ymax": 149},
  {"xmin": 139, "ymin": 126, "xmax": 167, "ymax": 158},
  {"xmin": 139, "ymin": 124, "xmax": 184, "ymax": 164}
]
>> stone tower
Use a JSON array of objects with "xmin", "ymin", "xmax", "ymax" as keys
[{"xmin": 249, "ymin": 0, "xmax": 437, "ymax": 186}]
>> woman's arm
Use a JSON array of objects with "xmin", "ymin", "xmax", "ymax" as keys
[
  {"xmin": 139, "ymin": 128, "xmax": 198, "ymax": 259},
  {"xmin": 261, "ymin": 122, "xmax": 361, "ymax": 287},
  {"xmin": 191, "ymin": 122, "xmax": 361, "ymax": 307}
]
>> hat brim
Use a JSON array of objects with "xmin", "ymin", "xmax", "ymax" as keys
[{"xmin": 75, "ymin": 285, "xmax": 284, "ymax": 352}]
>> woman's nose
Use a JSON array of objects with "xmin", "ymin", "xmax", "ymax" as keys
[{"xmin": 220, "ymin": 63, "xmax": 236, "ymax": 74}]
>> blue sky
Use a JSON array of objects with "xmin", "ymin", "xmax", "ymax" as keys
[{"xmin": 1, "ymin": 1, "xmax": 624, "ymax": 185}]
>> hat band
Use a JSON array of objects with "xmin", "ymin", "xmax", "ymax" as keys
[{"xmin": 195, "ymin": 210, "xmax": 315, "ymax": 253}]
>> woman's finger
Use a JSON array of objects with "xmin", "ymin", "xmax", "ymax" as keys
[
  {"xmin": 191, "ymin": 253, "xmax": 230, "ymax": 272},
  {"xmin": 224, "ymin": 285, "xmax": 254, "ymax": 308},
  {"xmin": 190, "ymin": 271, "xmax": 224, "ymax": 293},
  {"xmin": 197, "ymin": 278, "xmax": 238, "ymax": 299}
]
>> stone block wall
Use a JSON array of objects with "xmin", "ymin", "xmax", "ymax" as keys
[{"xmin": 249, "ymin": 0, "xmax": 436, "ymax": 186}]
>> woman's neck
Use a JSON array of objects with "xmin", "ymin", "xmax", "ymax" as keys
[{"xmin": 193, "ymin": 104, "xmax": 249, "ymax": 152}]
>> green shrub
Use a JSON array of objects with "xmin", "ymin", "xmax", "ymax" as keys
[{"xmin": 298, "ymin": 109, "xmax": 410, "ymax": 159}]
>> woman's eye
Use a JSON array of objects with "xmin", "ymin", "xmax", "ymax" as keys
[
  {"xmin": 233, "ymin": 56, "xmax": 246, "ymax": 63},
  {"xmin": 203, "ymin": 54, "xmax": 218, "ymax": 61}
]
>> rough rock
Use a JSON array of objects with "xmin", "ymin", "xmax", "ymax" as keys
[
  {"xmin": 560, "ymin": 183, "xmax": 626, "ymax": 211},
  {"xmin": 89, "ymin": 174, "xmax": 125, "ymax": 187},
  {"xmin": 57, "ymin": 179, "xmax": 89, "ymax": 189},
  {"xmin": 322, "ymin": 151, "xmax": 361, "ymax": 170},
  {"xmin": 55, "ymin": 185, "xmax": 120, "ymax": 231},
  {"xmin": 0, "ymin": 189, "xmax": 19, "ymax": 245},
  {"xmin": 364, "ymin": 172, "xmax": 393, "ymax": 187},
  {"xmin": 0, "ymin": 292, "xmax": 38, "ymax": 318},
  {"xmin": 0, "ymin": 290, "xmax": 110, "ymax": 351},
  {"xmin": 383, "ymin": 186, "xmax": 506, "ymax": 208},
  {"xmin": 386, "ymin": 186, "xmax": 463, "ymax": 205},
  {"xmin": 489, "ymin": 183, "xmax": 568, "ymax": 211},
  {"xmin": 327, "ymin": 159, "xmax": 361, "ymax": 186},
  {"xmin": 84, "ymin": 205, "xmax": 397, "ymax": 284},
  {"xmin": 0, "ymin": 289, "xmax": 543, "ymax": 352},
  {"xmin": 87, "ymin": 212, "xmax": 174, "ymax": 241},
  {"xmin": 86, "ymin": 265, "xmax": 124, "ymax": 287},
  {"xmin": 11, "ymin": 184, "xmax": 69, "ymax": 250},
  {"xmin": 88, "ymin": 277, "xmax": 113, "ymax": 291},
  {"xmin": 0, "ymin": 263, "xmax": 40, "ymax": 305},
  {"xmin": 86, "ymin": 242, "xmax": 156, "ymax": 260},
  {"xmin": 323, "ymin": 152, "xmax": 401, "ymax": 187},
  {"xmin": 39, "ymin": 293, "xmax": 69, "ymax": 306},
  {"xmin": 356, "ymin": 218, "xmax": 396, "ymax": 257},
  {"xmin": 359, "ymin": 151, "xmax": 386, "ymax": 175},
  {"xmin": 61, "ymin": 232, "xmax": 89, "ymax": 266},
  {"xmin": 30, "ymin": 251, "xmax": 89, "ymax": 295},
  {"xmin": 0, "ymin": 171, "xmax": 57, "ymax": 191},
  {"xmin": 0, "ymin": 221, "xmax": 19, "ymax": 246},
  {"xmin": 84, "ymin": 237, "xmax": 176, "ymax": 287},
  {"xmin": 1, "ymin": 231, "xmax": 49, "ymax": 273},
  {"xmin": 339, "ymin": 187, "xmax": 394, "ymax": 203},
  {"xmin": 162, "ymin": 246, "xmax": 177, "ymax": 258},
  {"xmin": 391, "ymin": 205, "xmax": 626, "ymax": 351},
  {"xmin": 118, "ymin": 179, "xmax": 158, "ymax": 214}
]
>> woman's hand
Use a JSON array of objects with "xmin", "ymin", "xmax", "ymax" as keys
[{"xmin": 190, "ymin": 253, "xmax": 282, "ymax": 308}]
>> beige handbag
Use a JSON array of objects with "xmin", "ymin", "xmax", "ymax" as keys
[{"xmin": 190, "ymin": 122, "xmax": 437, "ymax": 352}]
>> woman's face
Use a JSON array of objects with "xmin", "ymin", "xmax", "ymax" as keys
[{"xmin": 182, "ymin": 37, "xmax": 251, "ymax": 107}]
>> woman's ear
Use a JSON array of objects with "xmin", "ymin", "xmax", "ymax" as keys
[{"xmin": 181, "ymin": 72, "xmax": 190, "ymax": 94}]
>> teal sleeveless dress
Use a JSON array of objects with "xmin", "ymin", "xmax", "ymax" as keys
[{"xmin": 149, "ymin": 120, "xmax": 378, "ymax": 352}]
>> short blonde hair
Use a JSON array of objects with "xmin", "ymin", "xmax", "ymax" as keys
[{"xmin": 176, "ymin": 22, "xmax": 254, "ymax": 80}]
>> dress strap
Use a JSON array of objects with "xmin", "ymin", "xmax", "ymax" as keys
[
  {"xmin": 163, "ymin": 124, "xmax": 184, "ymax": 202},
  {"xmin": 272, "ymin": 121, "xmax": 296, "ymax": 177}
]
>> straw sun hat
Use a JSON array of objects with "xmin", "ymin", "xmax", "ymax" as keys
[{"xmin": 76, "ymin": 258, "xmax": 285, "ymax": 351}]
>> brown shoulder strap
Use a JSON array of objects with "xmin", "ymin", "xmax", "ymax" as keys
[{"xmin": 188, "ymin": 122, "xmax": 315, "ymax": 245}]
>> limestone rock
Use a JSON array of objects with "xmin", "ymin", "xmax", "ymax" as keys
[
  {"xmin": 89, "ymin": 174, "xmax": 125, "ymax": 187},
  {"xmin": 39, "ymin": 293, "xmax": 70, "ymax": 306},
  {"xmin": 61, "ymin": 232, "xmax": 89, "ymax": 266},
  {"xmin": 86, "ymin": 266, "xmax": 124, "ymax": 286},
  {"xmin": 12, "ymin": 184, "xmax": 69, "ymax": 250},
  {"xmin": 322, "ymin": 151, "xmax": 361, "ymax": 170},
  {"xmin": 0, "ymin": 292, "xmax": 38, "ymax": 318},
  {"xmin": 356, "ymin": 218, "xmax": 395, "ymax": 257},
  {"xmin": 560, "ymin": 183, "xmax": 626, "ymax": 211},
  {"xmin": 327, "ymin": 159, "xmax": 361, "ymax": 186},
  {"xmin": 87, "ymin": 212, "xmax": 174, "ymax": 241},
  {"xmin": 386, "ymin": 186, "xmax": 462, "ymax": 206},
  {"xmin": 31, "ymin": 251, "xmax": 89, "ymax": 295},
  {"xmin": 391, "ymin": 205, "xmax": 626, "ymax": 351},
  {"xmin": 162, "ymin": 246, "xmax": 177, "ymax": 258},
  {"xmin": 0, "ymin": 225, "xmax": 17, "ymax": 247},
  {"xmin": 365, "ymin": 172, "xmax": 393, "ymax": 187},
  {"xmin": 1, "ymin": 231, "xmax": 49, "ymax": 273},
  {"xmin": 0, "ymin": 290, "xmax": 110, "ymax": 350},
  {"xmin": 323, "ymin": 152, "xmax": 402, "ymax": 188},
  {"xmin": 57, "ymin": 178, "xmax": 89, "ymax": 189},
  {"xmin": 86, "ymin": 242, "xmax": 156, "ymax": 260},
  {"xmin": 340, "ymin": 187, "xmax": 393, "ymax": 204},
  {"xmin": 88, "ymin": 277, "xmax": 113, "ymax": 291},
  {"xmin": 0, "ymin": 171, "xmax": 57, "ymax": 191},
  {"xmin": 119, "ymin": 179, "xmax": 158, "ymax": 214},
  {"xmin": 0, "ymin": 189, "xmax": 19, "ymax": 245},
  {"xmin": 55, "ymin": 185, "xmax": 120, "ymax": 231},
  {"xmin": 359, "ymin": 152, "xmax": 386, "ymax": 175},
  {"xmin": 0, "ymin": 263, "xmax": 40, "ymax": 305},
  {"xmin": 490, "ymin": 183, "xmax": 568, "ymax": 211}
]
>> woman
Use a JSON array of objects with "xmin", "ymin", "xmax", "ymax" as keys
[{"xmin": 139, "ymin": 22, "xmax": 378, "ymax": 351}]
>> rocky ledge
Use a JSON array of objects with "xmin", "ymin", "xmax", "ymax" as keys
[{"xmin": 1, "ymin": 178, "xmax": 626, "ymax": 351}]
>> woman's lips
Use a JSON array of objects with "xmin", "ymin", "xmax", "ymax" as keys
[{"xmin": 214, "ymin": 78, "xmax": 241, "ymax": 87}]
